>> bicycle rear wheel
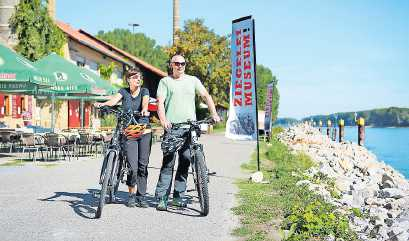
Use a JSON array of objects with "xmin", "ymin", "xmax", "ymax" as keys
[
  {"xmin": 194, "ymin": 150, "xmax": 209, "ymax": 216},
  {"xmin": 96, "ymin": 151, "xmax": 115, "ymax": 218}
]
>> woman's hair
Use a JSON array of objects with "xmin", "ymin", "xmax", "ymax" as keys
[{"xmin": 125, "ymin": 66, "xmax": 143, "ymax": 80}]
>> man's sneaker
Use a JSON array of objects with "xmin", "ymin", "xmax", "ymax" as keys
[
  {"xmin": 172, "ymin": 197, "xmax": 187, "ymax": 208},
  {"xmin": 136, "ymin": 195, "xmax": 149, "ymax": 208},
  {"xmin": 156, "ymin": 196, "xmax": 168, "ymax": 211},
  {"xmin": 127, "ymin": 194, "xmax": 136, "ymax": 208}
]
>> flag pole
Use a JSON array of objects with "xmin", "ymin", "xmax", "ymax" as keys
[{"xmin": 252, "ymin": 18, "xmax": 260, "ymax": 172}]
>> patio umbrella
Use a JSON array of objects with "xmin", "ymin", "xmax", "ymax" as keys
[
  {"xmin": 34, "ymin": 53, "xmax": 117, "ymax": 129},
  {"xmin": 0, "ymin": 44, "xmax": 53, "ymax": 93},
  {"xmin": 35, "ymin": 53, "xmax": 117, "ymax": 96}
]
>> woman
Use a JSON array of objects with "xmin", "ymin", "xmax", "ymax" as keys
[{"xmin": 94, "ymin": 67, "xmax": 151, "ymax": 208}]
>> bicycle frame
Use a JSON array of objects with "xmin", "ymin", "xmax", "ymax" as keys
[{"xmin": 96, "ymin": 106, "xmax": 147, "ymax": 218}]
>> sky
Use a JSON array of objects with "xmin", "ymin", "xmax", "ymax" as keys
[{"xmin": 58, "ymin": 0, "xmax": 409, "ymax": 119}]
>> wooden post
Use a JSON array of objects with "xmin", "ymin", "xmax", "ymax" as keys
[
  {"xmin": 358, "ymin": 117, "xmax": 365, "ymax": 146},
  {"xmin": 338, "ymin": 119, "xmax": 345, "ymax": 142},
  {"xmin": 332, "ymin": 127, "xmax": 337, "ymax": 141},
  {"xmin": 319, "ymin": 120, "xmax": 322, "ymax": 133},
  {"xmin": 326, "ymin": 119, "xmax": 331, "ymax": 137}
]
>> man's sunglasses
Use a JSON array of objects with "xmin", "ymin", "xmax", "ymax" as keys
[{"xmin": 172, "ymin": 62, "xmax": 186, "ymax": 67}]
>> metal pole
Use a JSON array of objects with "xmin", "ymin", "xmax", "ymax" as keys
[
  {"xmin": 51, "ymin": 93, "xmax": 55, "ymax": 132},
  {"xmin": 80, "ymin": 98, "xmax": 84, "ymax": 129},
  {"xmin": 252, "ymin": 18, "xmax": 260, "ymax": 172}
]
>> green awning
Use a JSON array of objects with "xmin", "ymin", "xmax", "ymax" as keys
[
  {"xmin": 34, "ymin": 53, "xmax": 117, "ymax": 96},
  {"xmin": 0, "ymin": 44, "xmax": 53, "ymax": 93}
]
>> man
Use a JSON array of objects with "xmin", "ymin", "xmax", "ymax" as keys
[{"xmin": 155, "ymin": 54, "xmax": 221, "ymax": 211}]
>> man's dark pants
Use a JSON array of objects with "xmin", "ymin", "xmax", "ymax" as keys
[{"xmin": 155, "ymin": 144, "xmax": 191, "ymax": 199}]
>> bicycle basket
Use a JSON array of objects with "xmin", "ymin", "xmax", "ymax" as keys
[
  {"xmin": 161, "ymin": 129, "xmax": 186, "ymax": 154},
  {"xmin": 124, "ymin": 124, "xmax": 147, "ymax": 140}
]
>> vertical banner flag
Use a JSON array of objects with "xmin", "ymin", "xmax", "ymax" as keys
[
  {"xmin": 226, "ymin": 16, "xmax": 257, "ymax": 141},
  {"xmin": 264, "ymin": 83, "xmax": 274, "ymax": 133}
]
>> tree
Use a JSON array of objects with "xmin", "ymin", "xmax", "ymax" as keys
[
  {"xmin": 9, "ymin": 0, "xmax": 65, "ymax": 61},
  {"xmin": 96, "ymin": 29, "xmax": 168, "ymax": 71},
  {"xmin": 98, "ymin": 62, "xmax": 116, "ymax": 80},
  {"xmin": 165, "ymin": 19, "xmax": 231, "ymax": 106}
]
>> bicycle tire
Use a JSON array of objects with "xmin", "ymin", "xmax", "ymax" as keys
[
  {"xmin": 109, "ymin": 157, "xmax": 122, "ymax": 203},
  {"xmin": 96, "ymin": 151, "xmax": 115, "ymax": 218},
  {"xmin": 194, "ymin": 150, "xmax": 209, "ymax": 216}
]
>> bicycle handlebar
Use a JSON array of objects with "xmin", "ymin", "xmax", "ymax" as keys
[
  {"xmin": 98, "ymin": 106, "xmax": 147, "ymax": 117},
  {"xmin": 171, "ymin": 117, "xmax": 215, "ymax": 128}
]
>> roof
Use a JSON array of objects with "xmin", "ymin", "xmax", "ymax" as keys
[{"xmin": 56, "ymin": 21, "xmax": 167, "ymax": 78}]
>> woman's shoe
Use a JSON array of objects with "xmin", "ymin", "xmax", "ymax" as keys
[
  {"xmin": 127, "ymin": 193, "xmax": 136, "ymax": 208},
  {"xmin": 136, "ymin": 195, "xmax": 149, "ymax": 208}
]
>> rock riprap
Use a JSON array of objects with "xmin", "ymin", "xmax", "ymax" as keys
[{"xmin": 278, "ymin": 124, "xmax": 409, "ymax": 241}]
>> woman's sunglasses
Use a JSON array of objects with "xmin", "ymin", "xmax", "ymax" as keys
[{"xmin": 172, "ymin": 62, "xmax": 186, "ymax": 67}]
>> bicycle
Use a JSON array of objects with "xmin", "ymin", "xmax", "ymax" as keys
[
  {"xmin": 161, "ymin": 118, "xmax": 214, "ymax": 216},
  {"xmin": 95, "ymin": 106, "xmax": 148, "ymax": 219}
]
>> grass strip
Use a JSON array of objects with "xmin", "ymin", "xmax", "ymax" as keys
[{"xmin": 232, "ymin": 127, "xmax": 358, "ymax": 241}]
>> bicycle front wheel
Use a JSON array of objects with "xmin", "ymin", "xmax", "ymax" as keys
[
  {"xmin": 194, "ymin": 150, "xmax": 209, "ymax": 216},
  {"xmin": 96, "ymin": 151, "xmax": 115, "ymax": 219},
  {"xmin": 109, "ymin": 156, "xmax": 122, "ymax": 204}
]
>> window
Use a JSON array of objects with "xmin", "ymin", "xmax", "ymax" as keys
[
  {"xmin": 73, "ymin": 54, "xmax": 85, "ymax": 67},
  {"xmin": 87, "ymin": 60, "xmax": 99, "ymax": 72}
]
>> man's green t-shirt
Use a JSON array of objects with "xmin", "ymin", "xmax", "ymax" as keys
[{"xmin": 156, "ymin": 74, "xmax": 206, "ymax": 123}]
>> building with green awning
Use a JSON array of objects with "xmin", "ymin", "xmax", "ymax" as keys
[{"xmin": 33, "ymin": 53, "xmax": 118, "ymax": 129}]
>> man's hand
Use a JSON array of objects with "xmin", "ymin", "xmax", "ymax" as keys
[
  {"xmin": 141, "ymin": 110, "xmax": 150, "ymax": 117},
  {"xmin": 160, "ymin": 119, "xmax": 172, "ymax": 129},
  {"xmin": 211, "ymin": 113, "xmax": 221, "ymax": 123}
]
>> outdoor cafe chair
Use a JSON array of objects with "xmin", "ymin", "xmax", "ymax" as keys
[
  {"xmin": 44, "ymin": 133, "xmax": 72, "ymax": 161},
  {"xmin": 0, "ymin": 129, "xmax": 18, "ymax": 153},
  {"xmin": 91, "ymin": 133, "xmax": 105, "ymax": 157},
  {"xmin": 77, "ymin": 132, "xmax": 92, "ymax": 157},
  {"xmin": 20, "ymin": 133, "xmax": 45, "ymax": 162}
]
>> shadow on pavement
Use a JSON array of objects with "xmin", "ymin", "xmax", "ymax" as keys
[
  {"xmin": 39, "ymin": 189, "xmax": 102, "ymax": 219},
  {"xmin": 164, "ymin": 194, "xmax": 204, "ymax": 217},
  {"xmin": 38, "ymin": 189, "xmax": 163, "ymax": 219}
]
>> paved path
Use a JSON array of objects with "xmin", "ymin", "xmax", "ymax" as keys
[{"xmin": 0, "ymin": 133, "xmax": 255, "ymax": 241}]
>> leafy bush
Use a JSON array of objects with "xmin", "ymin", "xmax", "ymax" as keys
[{"xmin": 101, "ymin": 114, "xmax": 116, "ymax": 127}]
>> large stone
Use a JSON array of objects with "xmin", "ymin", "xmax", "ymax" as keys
[
  {"xmin": 249, "ymin": 171, "xmax": 263, "ymax": 183},
  {"xmin": 382, "ymin": 173, "xmax": 395, "ymax": 188},
  {"xmin": 296, "ymin": 180, "xmax": 311, "ymax": 187},
  {"xmin": 340, "ymin": 194, "xmax": 353, "ymax": 206},
  {"xmin": 339, "ymin": 159, "xmax": 353, "ymax": 172},
  {"xmin": 382, "ymin": 180, "xmax": 396, "ymax": 189},
  {"xmin": 380, "ymin": 188, "xmax": 406, "ymax": 199},
  {"xmin": 352, "ymin": 188, "xmax": 375, "ymax": 207}
]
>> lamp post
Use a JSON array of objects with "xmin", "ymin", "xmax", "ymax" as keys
[{"xmin": 128, "ymin": 23, "xmax": 140, "ymax": 34}]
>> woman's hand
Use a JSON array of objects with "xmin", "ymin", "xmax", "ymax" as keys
[{"xmin": 94, "ymin": 102, "xmax": 104, "ymax": 108}]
